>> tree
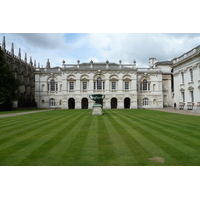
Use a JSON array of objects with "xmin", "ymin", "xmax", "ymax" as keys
[{"xmin": 0, "ymin": 48, "xmax": 20, "ymax": 105}]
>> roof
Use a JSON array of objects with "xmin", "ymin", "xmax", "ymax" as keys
[
  {"xmin": 155, "ymin": 61, "xmax": 173, "ymax": 65},
  {"xmin": 63, "ymin": 62, "xmax": 135, "ymax": 70}
]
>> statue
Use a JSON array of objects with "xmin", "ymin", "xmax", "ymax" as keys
[{"xmin": 89, "ymin": 94, "xmax": 105, "ymax": 115}]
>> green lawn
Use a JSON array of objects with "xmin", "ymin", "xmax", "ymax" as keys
[{"xmin": 0, "ymin": 109, "xmax": 200, "ymax": 166}]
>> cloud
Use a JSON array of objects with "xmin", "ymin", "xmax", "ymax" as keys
[
  {"xmin": 86, "ymin": 33, "xmax": 200, "ymax": 67},
  {"xmin": 13, "ymin": 33, "xmax": 67, "ymax": 49},
  {"xmin": 1, "ymin": 33, "xmax": 200, "ymax": 68}
]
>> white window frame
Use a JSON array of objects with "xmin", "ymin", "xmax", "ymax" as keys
[
  {"xmin": 181, "ymin": 72, "xmax": 184, "ymax": 84},
  {"xmin": 182, "ymin": 92, "xmax": 185, "ymax": 102},
  {"xmin": 190, "ymin": 69, "xmax": 193, "ymax": 82},
  {"xmin": 190, "ymin": 91, "xmax": 194, "ymax": 102},
  {"xmin": 143, "ymin": 98, "xmax": 149, "ymax": 106},
  {"xmin": 112, "ymin": 82, "xmax": 116, "ymax": 90},
  {"xmin": 125, "ymin": 82, "xmax": 129, "ymax": 90},
  {"xmin": 49, "ymin": 98, "xmax": 55, "ymax": 106},
  {"xmin": 83, "ymin": 82, "xmax": 87, "ymax": 90},
  {"xmin": 69, "ymin": 82, "xmax": 74, "ymax": 90}
]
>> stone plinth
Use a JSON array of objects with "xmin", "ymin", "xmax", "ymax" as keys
[{"xmin": 92, "ymin": 104, "xmax": 103, "ymax": 115}]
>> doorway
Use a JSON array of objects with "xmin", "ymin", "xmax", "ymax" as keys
[
  {"xmin": 68, "ymin": 98, "xmax": 75, "ymax": 109},
  {"xmin": 81, "ymin": 98, "xmax": 88, "ymax": 109},
  {"xmin": 124, "ymin": 97, "xmax": 130, "ymax": 109},
  {"xmin": 111, "ymin": 98, "xmax": 117, "ymax": 109}
]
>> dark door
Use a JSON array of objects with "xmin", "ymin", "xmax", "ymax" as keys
[
  {"xmin": 68, "ymin": 98, "xmax": 75, "ymax": 109},
  {"xmin": 111, "ymin": 98, "xmax": 117, "ymax": 109},
  {"xmin": 124, "ymin": 97, "xmax": 130, "ymax": 109},
  {"xmin": 82, "ymin": 98, "xmax": 88, "ymax": 109}
]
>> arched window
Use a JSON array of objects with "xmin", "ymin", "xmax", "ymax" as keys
[
  {"xmin": 97, "ymin": 77, "xmax": 102, "ymax": 90},
  {"xmin": 50, "ymin": 79, "xmax": 55, "ymax": 91},
  {"xmin": 143, "ymin": 98, "xmax": 148, "ymax": 105},
  {"xmin": 143, "ymin": 79, "xmax": 147, "ymax": 90},
  {"xmin": 49, "ymin": 98, "xmax": 55, "ymax": 106}
]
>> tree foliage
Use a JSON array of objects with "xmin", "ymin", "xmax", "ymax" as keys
[{"xmin": 0, "ymin": 48, "xmax": 20, "ymax": 104}]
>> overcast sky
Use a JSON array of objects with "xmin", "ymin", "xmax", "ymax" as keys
[{"xmin": 1, "ymin": 33, "xmax": 200, "ymax": 68}]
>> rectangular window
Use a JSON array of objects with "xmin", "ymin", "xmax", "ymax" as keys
[
  {"xmin": 191, "ymin": 91, "xmax": 194, "ymax": 102},
  {"xmin": 148, "ymin": 83, "xmax": 150, "ymax": 90},
  {"xmin": 182, "ymin": 92, "xmax": 185, "ymax": 102},
  {"xmin": 94, "ymin": 82, "xmax": 96, "ymax": 90},
  {"xmin": 97, "ymin": 78, "xmax": 102, "ymax": 90},
  {"xmin": 48, "ymin": 83, "xmax": 50, "ymax": 91},
  {"xmin": 56, "ymin": 84, "xmax": 58, "ymax": 91},
  {"xmin": 103, "ymin": 82, "xmax": 105, "ymax": 90},
  {"xmin": 69, "ymin": 82, "xmax": 74, "ymax": 90},
  {"xmin": 112, "ymin": 82, "xmax": 116, "ymax": 90},
  {"xmin": 140, "ymin": 83, "xmax": 142, "ymax": 91},
  {"xmin": 125, "ymin": 82, "xmax": 129, "ymax": 90},
  {"xmin": 83, "ymin": 82, "xmax": 87, "ymax": 90},
  {"xmin": 190, "ymin": 69, "xmax": 193, "ymax": 81},
  {"xmin": 181, "ymin": 72, "xmax": 184, "ymax": 84}
]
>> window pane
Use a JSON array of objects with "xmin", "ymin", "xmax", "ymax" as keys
[
  {"xmin": 182, "ymin": 92, "xmax": 185, "ymax": 102},
  {"xmin": 190, "ymin": 69, "xmax": 193, "ymax": 81},
  {"xmin": 83, "ymin": 82, "xmax": 87, "ymax": 90},
  {"xmin": 50, "ymin": 80, "xmax": 55, "ymax": 91},
  {"xmin": 70, "ymin": 82, "xmax": 74, "ymax": 90},
  {"xmin": 143, "ymin": 79, "xmax": 147, "ymax": 90},
  {"xmin": 181, "ymin": 72, "xmax": 184, "ymax": 84},
  {"xmin": 191, "ymin": 91, "xmax": 194, "ymax": 102},
  {"xmin": 50, "ymin": 98, "xmax": 55, "ymax": 106},
  {"xmin": 112, "ymin": 82, "xmax": 116, "ymax": 90},
  {"xmin": 143, "ymin": 98, "xmax": 148, "ymax": 105},
  {"xmin": 125, "ymin": 82, "xmax": 129, "ymax": 90},
  {"xmin": 97, "ymin": 77, "xmax": 102, "ymax": 89}
]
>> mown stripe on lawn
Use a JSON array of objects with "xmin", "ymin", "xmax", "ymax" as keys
[
  {"xmin": 122, "ymin": 111, "xmax": 200, "ymax": 151},
  {"xmin": 102, "ymin": 112, "xmax": 139, "ymax": 165},
  {"xmin": 54, "ymin": 110, "xmax": 94, "ymax": 165},
  {"xmin": 104, "ymin": 110, "xmax": 155, "ymax": 165},
  {"xmin": 113, "ymin": 111, "xmax": 200, "ymax": 165},
  {"xmin": 78, "ymin": 116, "xmax": 99, "ymax": 166},
  {"xmin": 0, "ymin": 110, "xmax": 78, "ymax": 149},
  {"xmin": 107, "ymin": 110, "xmax": 178, "ymax": 165},
  {"xmin": 96, "ymin": 115, "xmax": 117, "ymax": 166},
  {"xmin": 0, "ymin": 109, "xmax": 75, "ymax": 135},
  {"xmin": 1, "ymin": 110, "xmax": 89, "ymax": 166},
  {"xmin": 19, "ymin": 110, "xmax": 90, "ymax": 166}
]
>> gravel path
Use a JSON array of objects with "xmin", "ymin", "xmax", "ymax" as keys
[
  {"xmin": 0, "ymin": 109, "xmax": 52, "ymax": 118},
  {"xmin": 1, "ymin": 107, "xmax": 200, "ymax": 118},
  {"xmin": 148, "ymin": 107, "xmax": 200, "ymax": 116}
]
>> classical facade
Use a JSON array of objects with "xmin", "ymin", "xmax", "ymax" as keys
[
  {"xmin": 3, "ymin": 35, "xmax": 200, "ymax": 111},
  {"xmin": 34, "ymin": 59, "xmax": 173, "ymax": 109},
  {"xmin": 172, "ymin": 45, "xmax": 200, "ymax": 110},
  {"xmin": 1, "ymin": 36, "xmax": 37, "ymax": 108}
]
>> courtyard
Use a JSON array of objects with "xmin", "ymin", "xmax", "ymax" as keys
[{"xmin": 0, "ymin": 109, "xmax": 200, "ymax": 166}]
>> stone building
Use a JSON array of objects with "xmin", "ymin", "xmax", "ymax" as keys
[
  {"xmin": 1, "ymin": 36, "xmax": 37, "ymax": 108},
  {"xmin": 172, "ymin": 45, "xmax": 200, "ymax": 111},
  {"xmin": 34, "ymin": 58, "xmax": 173, "ymax": 109}
]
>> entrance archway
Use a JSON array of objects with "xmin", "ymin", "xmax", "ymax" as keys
[
  {"xmin": 124, "ymin": 97, "xmax": 130, "ymax": 109},
  {"xmin": 111, "ymin": 98, "xmax": 117, "ymax": 109},
  {"xmin": 81, "ymin": 98, "xmax": 88, "ymax": 109},
  {"xmin": 68, "ymin": 98, "xmax": 75, "ymax": 109}
]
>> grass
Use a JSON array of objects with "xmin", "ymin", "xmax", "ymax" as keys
[{"xmin": 0, "ymin": 109, "xmax": 200, "ymax": 166}]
